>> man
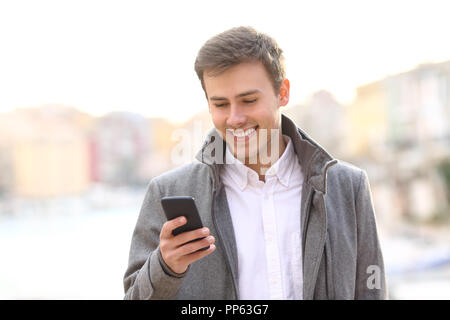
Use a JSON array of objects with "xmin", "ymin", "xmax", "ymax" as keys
[{"xmin": 123, "ymin": 26, "xmax": 387, "ymax": 299}]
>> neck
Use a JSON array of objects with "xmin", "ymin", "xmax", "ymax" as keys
[{"xmin": 244, "ymin": 135, "xmax": 287, "ymax": 182}]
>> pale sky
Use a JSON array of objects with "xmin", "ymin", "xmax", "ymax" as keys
[{"xmin": 1, "ymin": 0, "xmax": 450, "ymax": 123}]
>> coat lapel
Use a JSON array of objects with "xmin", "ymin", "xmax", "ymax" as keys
[
  {"xmin": 302, "ymin": 187, "xmax": 328, "ymax": 299},
  {"xmin": 212, "ymin": 180, "xmax": 240, "ymax": 299}
]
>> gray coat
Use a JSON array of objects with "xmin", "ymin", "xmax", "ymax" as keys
[{"xmin": 123, "ymin": 114, "xmax": 387, "ymax": 300}]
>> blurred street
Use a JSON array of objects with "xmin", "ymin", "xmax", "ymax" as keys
[
  {"xmin": 0, "ymin": 185, "xmax": 449, "ymax": 299},
  {"xmin": 380, "ymin": 223, "xmax": 450, "ymax": 299},
  {"xmin": 0, "ymin": 185, "xmax": 143, "ymax": 299}
]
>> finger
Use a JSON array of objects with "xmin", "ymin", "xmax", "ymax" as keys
[
  {"xmin": 181, "ymin": 243, "xmax": 216, "ymax": 266},
  {"xmin": 177, "ymin": 235, "xmax": 215, "ymax": 256},
  {"xmin": 160, "ymin": 216, "xmax": 187, "ymax": 240},
  {"xmin": 172, "ymin": 227, "xmax": 210, "ymax": 247}
]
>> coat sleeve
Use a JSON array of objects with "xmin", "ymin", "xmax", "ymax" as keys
[
  {"xmin": 123, "ymin": 179, "xmax": 187, "ymax": 300},
  {"xmin": 354, "ymin": 170, "xmax": 388, "ymax": 299}
]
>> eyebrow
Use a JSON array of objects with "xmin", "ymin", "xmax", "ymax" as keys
[{"xmin": 209, "ymin": 89, "xmax": 261, "ymax": 101}]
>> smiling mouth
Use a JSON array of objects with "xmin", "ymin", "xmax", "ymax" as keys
[{"xmin": 226, "ymin": 125, "xmax": 259, "ymax": 139}]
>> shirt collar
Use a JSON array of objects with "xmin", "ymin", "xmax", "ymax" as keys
[
  {"xmin": 223, "ymin": 135, "xmax": 296, "ymax": 190},
  {"xmin": 224, "ymin": 145, "xmax": 249, "ymax": 191},
  {"xmin": 264, "ymin": 135, "xmax": 295, "ymax": 188}
]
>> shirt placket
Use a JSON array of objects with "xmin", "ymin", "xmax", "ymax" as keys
[{"xmin": 261, "ymin": 178, "xmax": 283, "ymax": 299}]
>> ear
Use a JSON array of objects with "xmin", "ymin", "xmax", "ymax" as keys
[{"xmin": 278, "ymin": 78, "xmax": 290, "ymax": 107}]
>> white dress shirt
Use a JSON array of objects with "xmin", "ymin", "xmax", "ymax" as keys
[{"xmin": 220, "ymin": 135, "xmax": 304, "ymax": 300}]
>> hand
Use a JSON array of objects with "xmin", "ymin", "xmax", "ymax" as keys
[{"xmin": 159, "ymin": 216, "xmax": 216, "ymax": 274}]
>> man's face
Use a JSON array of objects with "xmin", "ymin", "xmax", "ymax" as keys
[{"xmin": 203, "ymin": 61, "xmax": 289, "ymax": 165}]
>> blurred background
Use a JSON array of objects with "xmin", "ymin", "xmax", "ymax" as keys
[{"xmin": 0, "ymin": 0, "xmax": 449, "ymax": 299}]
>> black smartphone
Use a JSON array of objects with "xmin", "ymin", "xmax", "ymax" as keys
[{"xmin": 160, "ymin": 196, "xmax": 209, "ymax": 250}]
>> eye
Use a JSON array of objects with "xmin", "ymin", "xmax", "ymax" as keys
[
  {"xmin": 214, "ymin": 103, "xmax": 229, "ymax": 107},
  {"xmin": 243, "ymin": 99, "xmax": 257, "ymax": 104}
]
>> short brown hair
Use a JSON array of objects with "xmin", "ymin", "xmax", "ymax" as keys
[{"xmin": 194, "ymin": 26, "xmax": 286, "ymax": 95}]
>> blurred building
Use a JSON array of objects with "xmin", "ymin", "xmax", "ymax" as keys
[
  {"xmin": 283, "ymin": 90, "xmax": 349, "ymax": 160},
  {"xmin": 348, "ymin": 60, "xmax": 450, "ymax": 223},
  {"xmin": 89, "ymin": 111, "xmax": 152, "ymax": 186},
  {"xmin": 349, "ymin": 60, "xmax": 450, "ymax": 159},
  {"xmin": 0, "ymin": 114, "xmax": 14, "ymax": 197},
  {"xmin": 0, "ymin": 104, "xmax": 186, "ymax": 203},
  {"xmin": 0, "ymin": 104, "xmax": 93, "ymax": 198},
  {"xmin": 142, "ymin": 117, "xmax": 179, "ymax": 178},
  {"xmin": 347, "ymin": 81, "xmax": 388, "ymax": 159},
  {"xmin": 385, "ymin": 61, "xmax": 449, "ymax": 155},
  {"xmin": 182, "ymin": 109, "xmax": 214, "ymax": 158}
]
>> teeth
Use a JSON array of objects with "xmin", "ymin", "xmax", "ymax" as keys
[{"xmin": 229, "ymin": 127, "xmax": 256, "ymax": 138}]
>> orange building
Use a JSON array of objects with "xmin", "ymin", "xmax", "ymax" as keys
[
  {"xmin": 4, "ymin": 105, "xmax": 93, "ymax": 198},
  {"xmin": 346, "ymin": 80, "xmax": 388, "ymax": 159}
]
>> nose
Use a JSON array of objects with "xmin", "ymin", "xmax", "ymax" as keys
[{"xmin": 226, "ymin": 104, "xmax": 247, "ymax": 128}]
